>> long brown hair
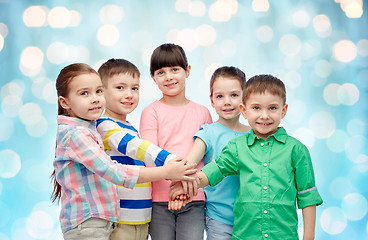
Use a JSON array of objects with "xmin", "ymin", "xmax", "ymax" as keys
[{"xmin": 51, "ymin": 63, "xmax": 98, "ymax": 203}]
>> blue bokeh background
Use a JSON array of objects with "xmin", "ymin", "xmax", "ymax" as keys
[{"xmin": 0, "ymin": 0, "xmax": 367, "ymax": 239}]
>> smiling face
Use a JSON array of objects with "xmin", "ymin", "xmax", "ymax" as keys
[
  {"xmin": 103, "ymin": 73, "xmax": 139, "ymax": 121},
  {"xmin": 211, "ymin": 76, "xmax": 243, "ymax": 124},
  {"xmin": 240, "ymin": 91, "xmax": 288, "ymax": 140},
  {"xmin": 152, "ymin": 65, "xmax": 190, "ymax": 98},
  {"xmin": 59, "ymin": 73, "xmax": 105, "ymax": 121}
]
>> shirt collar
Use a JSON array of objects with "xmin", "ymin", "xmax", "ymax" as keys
[
  {"xmin": 246, "ymin": 127, "xmax": 288, "ymax": 146},
  {"xmin": 57, "ymin": 115, "xmax": 97, "ymax": 131}
]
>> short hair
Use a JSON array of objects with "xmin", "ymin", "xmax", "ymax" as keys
[
  {"xmin": 150, "ymin": 43, "xmax": 188, "ymax": 76},
  {"xmin": 98, "ymin": 58, "xmax": 140, "ymax": 86},
  {"xmin": 210, "ymin": 66, "xmax": 246, "ymax": 96},
  {"xmin": 243, "ymin": 74, "xmax": 286, "ymax": 104}
]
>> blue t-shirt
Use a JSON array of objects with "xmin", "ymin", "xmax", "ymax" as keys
[{"xmin": 195, "ymin": 122, "xmax": 249, "ymax": 225}]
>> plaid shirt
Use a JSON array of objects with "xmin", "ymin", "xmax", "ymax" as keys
[{"xmin": 54, "ymin": 115, "xmax": 140, "ymax": 233}]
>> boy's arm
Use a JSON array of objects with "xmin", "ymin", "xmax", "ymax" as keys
[
  {"xmin": 97, "ymin": 118, "xmax": 175, "ymax": 167},
  {"xmin": 302, "ymin": 205, "xmax": 316, "ymax": 240},
  {"xmin": 186, "ymin": 138, "xmax": 206, "ymax": 165}
]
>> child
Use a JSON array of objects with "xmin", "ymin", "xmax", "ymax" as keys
[
  {"xmin": 173, "ymin": 74, "xmax": 323, "ymax": 239},
  {"xmin": 96, "ymin": 58, "xmax": 185, "ymax": 240},
  {"xmin": 50, "ymin": 63, "xmax": 196, "ymax": 240},
  {"xmin": 140, "ymin": 43, "xmax": 212, "ymax": 240},
  {"xmin": 171, "ymin": 66, "xmax": 251, "ymax": 239}
]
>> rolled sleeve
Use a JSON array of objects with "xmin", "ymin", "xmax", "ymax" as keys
[
  {"xmin": 201, "ymin": 161, "xmax": 224, "ymax": 186},
  {"xmin": 297, "ymin": 187, "xmax": 323, "ymax": 209}
]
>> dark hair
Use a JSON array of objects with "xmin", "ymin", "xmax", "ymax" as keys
[
  {"xmin": 51, "ymin": 63, "xmax": 98, "ymax": 203},
  {"xmin": 150, "ymin": 43, "xmax": 188, "ymax": 76},
  {"xmin": 243, "ymin": 74, "xmax": 286, "ymax": 104},
  {"xmin": 98, "ymin": 58, "xmax": 140, "ymax": 86},
  {"xmin": 210, "ymin": 66, "xmax": 246, "ymax": 96},
  {"xmin": 56, "ymin": 63, "xmax": 98, "ymax": 115}
]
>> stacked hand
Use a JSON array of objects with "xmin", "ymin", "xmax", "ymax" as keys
[{"xmin": 168, "ymin": 172, "xmax": 200, "ymax": 210}]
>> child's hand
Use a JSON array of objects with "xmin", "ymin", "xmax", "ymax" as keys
[
  {"xmin": 165, "ymin": 158, "xmax": 197, "ymax": 182},
  {"xmin": 181, "ymin": 172, "xmax": 199, "ymax": 198},
  {"xmin": 168, "ymin": 181, "xmax": 193, "ymax": 210},
  {"xmin": 168, "ymin": 194, "xmax": 190, "ymax": 210}
]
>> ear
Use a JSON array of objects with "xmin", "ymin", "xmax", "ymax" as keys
[
  {"xmin": 185, "ymin": 65, "xmax": 191, "ymax": 78},
  {"xmin": 210, "ymin": 95, "xmax": 215, "ymax": 108},
  {"xmin": 59, "ymin": 96, "xmax": 71, "ymax": 110},
  {"xmin": 281, "ymin": 104, "xmax": 288, "ymax": 119},
  {"xmin": 239, "ymin": 104, "xmax": 247, "ymax": 119}
]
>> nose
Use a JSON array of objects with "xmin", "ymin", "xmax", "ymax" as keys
[
  {"xmin": 260, "ymin": 109, "xmax": 269, "ymax": 119},
  {"xmin": 165, "ymin": 72, "xmax": 173, "ymax": 80},
  {"xmin": 125, "ymin": 89, "xmax": 133, "ymax": 98},
  {"xmin": 91, "ymin": 93, "xmax": 100, "ymax": 103}
]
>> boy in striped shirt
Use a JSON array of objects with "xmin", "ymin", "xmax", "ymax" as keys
[{"xmin": 96, "ymin": 59, "xmax": 179, "ymax": 240}]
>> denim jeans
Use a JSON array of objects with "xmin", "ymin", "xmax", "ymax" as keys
[
  {"xmin": 149, "ymin": 201, "xmax": 205, "ymax": 240},
  {"xmin": 205, "ymin": 216, "xmax": 233, "ymax": 240},
  {"xmin": 63, "ymin": 218, "xmax": 115, "ymax": 240}
]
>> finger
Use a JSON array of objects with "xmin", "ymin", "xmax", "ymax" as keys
[{"xmin": 181, "ymin": 181, "xmax": 188, "ymax": 194}]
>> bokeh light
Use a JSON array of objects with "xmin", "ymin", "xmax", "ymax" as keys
[{"xmin": 0, "ymin": 1, "xmax": 367, "ymax": 239}]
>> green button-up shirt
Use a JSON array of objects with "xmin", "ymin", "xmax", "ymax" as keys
[{"xmin": 202, "ymin": 127, "xmax": 323, "ymax": 240}]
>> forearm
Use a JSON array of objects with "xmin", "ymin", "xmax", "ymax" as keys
[
  {"xmin": 137, "ymin": 166, "xmax": 167, "ymax": 183},
  {"xmin": 302, "ymin": 205, "xmax": 316, "ymax": 240},
  {"xmin": 185, "ymin": 138, "xmax": 206, "ymax": 166},
  {"xmin": 198, "ymin": 171, "xmax": 209, "ymax": 188}
]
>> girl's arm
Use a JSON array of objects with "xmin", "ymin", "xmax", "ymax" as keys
[
  {"xmin": 302, "ymin": 205, "xmax": 316, "ymax": 240},
  {"xmin": 186, "ymin": 138, "xmax": 206, "ymax": 165}
]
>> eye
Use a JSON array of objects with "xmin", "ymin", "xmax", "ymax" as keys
[
  {"xmin": 172, "ymin": 67, "xmax": 179, "ymax": 72},
  {"xmin": 132, "ymin": 87, "xmax": 139, "ymax": 91},
  {"xmin": 270, "ymin": 106, "xmax": 277, "ymax": 110},
  {"xmin": 116, "ymin": 86, "xmax": 124, "ymax": 90},
  {"xmin": 81, "ymin": 91, "xmax": 88, "ymax": 96},
  {"xmin": 216, "ymin": 95, "xmax": 223, "ymax": 99},
  {"xmin": 231, "ymin": 93, "xmax": 239, "ymax": 97},
  {"xmin": 253, "ymin": 106, "xmax": 260, "ymax": 110},
  {"xmin": 97, "ymin": 89, "xmax": 103, "ymax": 94}
]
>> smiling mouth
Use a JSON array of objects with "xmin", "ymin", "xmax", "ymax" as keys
[
  {"xmin": 165, "ymin": 82, "xmax": 178, "ymax": 87},
  {"xmin": 90, "ymin": 106, "xmax": 101, "ymax": 111},
  {"xmin": 257, "ymin": 122, "xmax": 272, "ymax": 126},
  {"xmin": 121, "ymin": 102, "xmax": 134, "ymax": 106}
]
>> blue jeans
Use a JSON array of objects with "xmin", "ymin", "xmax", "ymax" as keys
[
  {"xmin": 149, "ymin": 201, "xmax": 205, "ymax": 240},
  {"xmin": 205, "ymin": 216, "xmax": 233, "ymax": 240}
]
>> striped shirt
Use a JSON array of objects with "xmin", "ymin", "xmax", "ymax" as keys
[
  {"xmin": 54, "ymin": 115, "xmax": 140, "ymax": 233},
  {"xmin": 96, "ymin": 116, "xmax": 176, "ymax": 225}
]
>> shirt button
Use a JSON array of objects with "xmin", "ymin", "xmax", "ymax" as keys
[
  {"xmin": 265, "ymin": 234, "xmax": 268, "ymax": 238},
  {"xmin": 264, "ymin": 163, "xmax": 267, "ymax": 167},
  {"xmin": 264, "ymin": 210, "xmax": 268, "ymax": 214},
  {"xmin": 264, "ymin": 186, "xmax": 268, "ymax": 190},
  {"xmin": 261, "ymin": 143, "xmax": 264, "ymax": 146}
]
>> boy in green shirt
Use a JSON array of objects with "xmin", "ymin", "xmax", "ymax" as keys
[{"xmin": 170, "ymin": 74, "xmax": 323, "ymax": 240}]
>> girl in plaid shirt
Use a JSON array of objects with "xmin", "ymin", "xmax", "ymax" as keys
[{"xmin": 51, "ymin": 63, "xmax": 196, "ymax": 240}]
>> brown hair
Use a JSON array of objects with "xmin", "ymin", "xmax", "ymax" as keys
[
  {"xmin": 210, "ymin": 66, "xmax": 246, "ymax": 96},
  {"xmin": 51, "ymin": 63, "xmax": 98, "ymax": 203},
  {"xmin": 243, "ymin": 74, "xmax": 286, "ymax": 104},
  {"xmin": 150, "ymin": 43, "xmax": 188, "ymax": 76},
  {"xmin": 98, "ymin": 58, "xmax": 140, "ymax": 86}
]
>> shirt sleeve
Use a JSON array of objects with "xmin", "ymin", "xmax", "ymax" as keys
[
  {"xmin": 293, "ymin": 142, "xmax": 323, "ymax": 209},
  {"xmin": 97, "ymin": 119, "xmax": 176, "ymax": 167},
  {"xmin": 140, "ymin": 105, "xmax": 159, "ymax": 145},
  {"xmin": 194, "ymin": 124, "xmax": 212, "ymax": 165},
  {"xmin": 68, "ymin": 128, "xmax": 139, "ymax": 188},
  {"xmin": 201, "ymin": 140, "xmax": 239, "ymax": 186}
]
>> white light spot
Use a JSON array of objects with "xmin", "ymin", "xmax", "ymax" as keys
[
  {"xmin": 320, "ymin": 207, "xmax": 347, "ymax": 234},
  {"xmin": 43, "ymin": 81, "xmax": 57, "ymax": 104},
  {"xmin": 279, "ymin": 34, "xmax": 301, "ymax": 56},
  {"xmin": 313, "ymin": 14, "xmax": 331, "ymax": 33},
  {"xmin": 19, "ymin": 46, "xmax": 44, "ymax": 76},
  {"xmin": 347, "ymin": 118, "xmax": 365, "ymax": 136},
  {"xmin": 97, "ymin": 25, "xmax": 120, "ymax": 46},
  {"xmin": 333, "ymin": 40, "xmax": 357, "ymax": 63},
  {"xmin": 1, "ymin": 81, "xmax": 24, "ymax": 99},
  {"xmin": 323, "ymin": 83, "xmax": 341, "ymax": 106},
  {"xmin": 23, "ymin": 6, "xmax": 48, "ymax": 27},
  {"xmin": 0, "ymin": 22, "xmax": 9, "ymax": 38},
  {"xmin": 205, "ymin": 63, "xmax": 223, "ymax": 84},
  {"xmin": 68, "ymin": 10, "xmax": 82, "ymax": 27},
  {"xmin": 357, "ymin": 39, "xmax": 368, "ymax": 56},
  {"xmin": 26, "ymin": 116, "xmax": 48, "ymax": 137},
  {"xmin": 314, "ymin": 60, "xmax": 332, "ymax": 78},
  {"xmin": 345, "ymin": 135, "xmax": 366, "ymax": 163},
  {"xmin": 0, "ymin": 114, "xmax": 13, "ymax": 141},
  {"xmin": 292, "ymin": 10, "xmax": 310, "ymax": 28},
  {"xmin": 256, "ymin": 25, "xmax": 273, "ymax": 43},
  {"xmin": 46, "ymin": 41, "xmax": 68, "ymax": 64},
  {"xmin": 175, "ymin": 0, "xmax": 191, "ymax": 12},
  {"xmin": 337, "ymin": 83, "xmax": 359, "ymax": 105},
  {"xmin": 196, "ymin": 25, "xmax": 216, "ymax": 46},
  {"xmin": 308, "ymin": 111, "xmax": 336, "ymax": 139},
  {"xmin": 26, "ymin": 211, "xmax": 53, "ymax": 238},
  {"xmin": 326, "ymin": 129, "xmax": 349, "ymax": 153},
  {"xmin": 188, "ymin": 1, "xmax": 206, "ymax": 16},
  {"xmin": 99, "ymin": 5, "xmax": 124, "ymax": 24},
  {"xmin": 341, "ymin": 193, "xmax": 368, "ymax": 221},
  {"xmin": 344, "ymin": 2, "xmax": 363, "ymax": 18},
  {"xmin": 177, "ymin": 28, "xmax": 198, "ymax": 51},
  {"xmin": 209, "ymin": 0, "xmax": 238, "ymax": 22},
  {"xmin": 283, "ymin": 71, "xmax": 302, "ymax": 89},
  {"xmin": 1, "ymin": 95, "xmax": 23, "ymax": 117},
  {"xmin": 252, "ymin": 0, "xmax": 270, "ymax": 12},
  {"xmin": 48, "ymin": 7, "xmax": 71, "ymax": 28},
  {"xmin": 219, "ymin": 39, "xmax": 237, "ymax": 57},
  {"xmin": 19, "ymin": 102, "xmax": 43, "ymax": 126},
  {"xmin": 0, "ymin": 35, "xmax": 4, "ymax": 52},
  {"xmin": 329, "ymin": 177, "xmax": 356, "ymax": 200},
  {"xmin": 292, "ymin": 127, "xmax": 315, "ymax": 149},
  {"xmin": 0, "ymin": 150, "xmax": 21, "ymax": 178}
]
